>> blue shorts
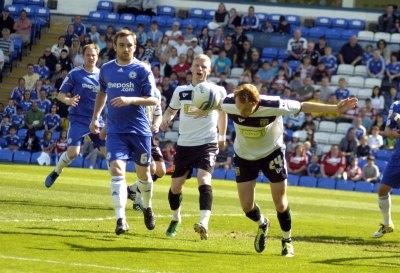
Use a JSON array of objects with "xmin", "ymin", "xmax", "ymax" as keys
[
  {"xmin": 381, "ymin": 155, "xmax": 400, "ymax": 189},
  {"xmin": 106, "ymin": 133, "xmax": 151, "ymax": 167},
  {"xmin": 67, "ymin": 118, "xmax": 105, "ymax": 148}
]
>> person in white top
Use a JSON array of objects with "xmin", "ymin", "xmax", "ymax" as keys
[
  {"xmin": 368, "ymin": 125, "xmax": 384, "ymax": 151},
  {"xmin": 160, "ymin": 54, "xmax": 227, "ymax": 240},
  {"xmin": 165, "ymin": 22, "xmax": 183, "ymax": 47},
  {"xmin": 220, "ymin": 84, "xmax": 357, "ymax": 257},
  {"xmin": 51, "ymin": 36, "xmax": 69, "ymax": 60}
]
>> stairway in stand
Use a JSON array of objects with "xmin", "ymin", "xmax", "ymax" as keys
[{"xmin": 0, "ymin": 16, "xmax": 70, "ymax": 105}]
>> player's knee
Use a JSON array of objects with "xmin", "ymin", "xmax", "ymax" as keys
[
  {"xmin": 378, "ymin": 184, "xmax": 391, "ymax": 197},
  {"xmin": 156, "ymin": 167, "xmax": 166, "ymax": 178},
  {"xmin": 67, "ymin": 150, "xmax": 79, "ymax": 160},
  {"xmin": 170, "ymin": 183, "xmax": 182, "ymax": 194},
  {"xmin": 275, "ymin": 202, "xmax": 288, "ymax": 213}
]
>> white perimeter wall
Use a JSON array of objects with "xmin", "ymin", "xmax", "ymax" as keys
[{"xmin": 18, "ymin": 0, "xmax": 380, "ymax": 21}]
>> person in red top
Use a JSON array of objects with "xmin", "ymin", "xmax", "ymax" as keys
[
  {"xmin": 287, "ymin": 143, "xmax": 308, "ymax": 175},
  {"xmin": 321, "ymin": 145, "xmax": 346, "ymax": 179},
  {"xmin": 55, "ymin": 130, "xmax": 68, "ymax": 162},
  {"xmin": 162, "ymin": 140, "xmax": 176, "ymax": 173},
  {"xmin": 173, "ymin": 53, "xmax": 191, "ymax": 84},
  {"xmin": 344, "ymin": 157, "xmax": 362, "ymax": 181},
  {"xmin": 11, "ymin": 9, "xmax": 32, "ymax": 47}
]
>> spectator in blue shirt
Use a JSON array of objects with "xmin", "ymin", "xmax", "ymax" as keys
[
  {"xmin": 20, "ymin": 90, "xmax": 33, "ymax": 114},
  {"xmin": 307, "ymin": 154, "xmax": 321, "ymax": 178},
  {"xmin": 34, "ymin": 57, "xmax": 50, "ymax": 79},
  {"xmin": 10, "ymin": 77, "xmax": 26, "ymax": 106},
  {"xmin": 213, "ymin": 50, "xmax": 231, "ymax": 77},
  {"xmin": 362, "ymin": 44, "xmax": 373, "ymax": 65},
  {"xmin": 367, "ymin": 49, "xmax": 386, "ymax": 79},
  {"xmin": 11, "ymin": 106, "xmax": 24, "ymax": 129},
  {"xmin": 147, "ymin": 21, "xmax": 163, "ymax": 46},
  {"xmin": 37, "ymin": 89, "xmax": 51, "ymax": 114},
  {"xmin": 4, "ymin": 98, "xmax": 16, "ymax": 117},
  {"xmin": 0, "ymin": 115, "xmax": 10, "ymax": 136},
  {"xmin": 241, "ymin": 6, "xmax": 259, "ymax": 32},
  {"xmin": 335, "ymin": 78, "xmax": 350, "ymax": 100},
  {"xmin": 349, "ymin": 116, "xmax": 367, "ymax": 141},
  {"xmin": 4, "ymin": 125, "xmax": 20, "ymax": 151},
  {"xmin": 44, "ymin": 104, "xmax": 61, "ymax": 132},
  {"xmin": 386, "ymin": 54, "xmax": 400, "ymax": 83},
  {"xmin": 256, "ymin": 61, "xmax": 275, "ymax": 85},
  {"xmin": 70, "ymin": 16, "xmax": 86, "ymax": 41}
]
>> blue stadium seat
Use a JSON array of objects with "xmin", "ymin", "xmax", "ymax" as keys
[
  {"xmin": 13, "ymin": 151, "xmax": 31, "ymax": 164},
  {"xmin": 28, "ymin": 0, "xmax": 44, "ymax": 6},
  {"xmin": 181, "ymin": 18, "xmax": 198, "ymax": 29},
  {"xmin": 256, "ymin": 173, "xmax": 268, "ymax": 183},
  {"xmin": 358, "ymin": 158, "xmax": 367, "ymax": 168},
  {"xmin": 35, "ymin": 7, "xmax": 50, "ymax": 27},
  {"xmin": 194, "ymin": 18, "xmax": 208, "ymax": 30},
  {"xmin": 0, "ymin": 149, "xmax": 13, "ymax": 162},
  {"xmin": 204, "ymin": 9, "xmax": 215, "ymax": 20},
  {"xmin": 126, "ymin": 160, "xmax": 136, "ymax": 172},
  {"xmin": 83, "ymin": 158, "xmax": 101, "ymax": 169},
  {"xmin": 336, "ymin": 179, "xmax": 355, "ymax": 191},
  {"xmin": 317, "ymin": 178, "xmax": 336, "ymax": 189},
  {"xmin": 135, "ymin": 15, "xmax": 151, "ymax": 25},
  {"xmin": 315, "ymin": 17, "xmax": 332, "ymax": 28},
  {"xmin": 373, "ymin": 182, "xmax": 379, "ymax": 193},
  {"xmin": 375, "ymin": 150, "xmax": 393, "ymax": 161},
  {"xmin": 255, "ymin": 13, "xmax": 268, "ymax": 24},
  {"xmin": 348, "ymin": 19, "xmax": 365, "ymax": 30},
  {"xmin": 52, "ymin": 131, "xmax": 60, "ymax": 140},
  {"xmin": 30, "ymin": 152, "xmax": 41, "ymax": 164},
  {"xmin": 287, "ymin": 15, "xmax": 300, "ymax": 26},
  {"xmin": 100, "ymin": 159, "xmax": 108, "ymax": 170},
  {"xmin": 36, "ymin": 129, "xmax": 44, "ymax": 139},
  {"xmin": 287, "ymin": 174, "xmax": 299, "ymax": 186},
  {"xmin": 325, "ymin": 28, "xmax": 342, "ymax": 39},
  {"xmin": 189, "ymin": 8, "xmax": 205, "ymax": 19},
  {"xmin": 308, "ymin": 27, "xmax": 327, "ymax": 38},
  {"xmin": 298, "ymin": 176, "xmax": 317, "ymax": 188},
  {"xmin": 165, "ymin": 17, "xmax": 182, "ymax": 28},
  {"xmin": 157, "ymin": 5, "xmax": 175, "ymax": 17},
  {"xmin": 261, "ymin": 47, "xmax": 278, "ymax": 58},
  {"xmin": 293, "ymin": 26, "xmax": 309, "ymax": 37},
  {"xmin": 104, "ymin": 12, "xmax": 119, "ymax": 23},
  {"xmin": 88, "ymin": 11, "xmax": 105, "ymax": 23},
  {"xmin": 17, "ymin": 128, "xmax": 27, "ymax": 138},
  {"xmin": 391, "ymin": 188, "xmax": 400, "ymax": 195},
  {"xmin": 24, "ymin": 5, "xmax": 37, "ymax": 17},
  {"xmin": 12, "ymin": 0, "xmax": 28, "ymax": 5},
  {"xmin": 119, "ymin": 13, "xmax": 135, "ymax": 25},
  {"xmin": 226, "ymin": 169, "xmax": 236, "ymax": 181},
  {"xmin": 212, "ymin": 168, "xmax": 226, "ymax": 179},
  {"xmin": 151, "ymin": 15, "xmax": 168, "ymax": 26},
  {"xmin": 5, "ymin": 5, "xmax": 23, "ymax": 17},
  {"xmin": 269, "ymin": 14, "xmax": 281, "ymax": 25},
  {"xmin": 288, "ymin": 60, "xmax": 300, "ymax": 70},
  {"xmin": 332, "ymin": 18, "xmax": 348, "ymax": 29},
  {"xmin": 97, "ymin": 1, "xmax": 113, "ymax": 12},
  {"xmin": 69, "ymin": 156, "xmax": 84, "ymax": 168},
  {"xmin": 278, "ymin": 48, "xmax": 289, "ymax": 59},
  {"xmin": 341, "ymin": 29, "xmax": 359, "ymax": 40},
  {"xmin": 0, "ymin": 138, "xmax": 6, "ymax": 148},
  {"xmin": 375, "ymin": 159, "xmax": 388, "ymax": 173},
  {"xmin": 354, "ymin": 181, "xmax": 373, "ymax": 193}
]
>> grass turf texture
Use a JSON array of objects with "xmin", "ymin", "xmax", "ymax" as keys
[{"xmin": 0, "ymin": 164, "xmax": 399, "ymax": 273}]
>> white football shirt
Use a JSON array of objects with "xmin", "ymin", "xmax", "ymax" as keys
[
  {"xmin": 221, "ymin": 94, "xmax": 302, "ymax": 160},
  {"xmin": 169, "ymin": 83, "xmax": 227, "ymax": 146}
]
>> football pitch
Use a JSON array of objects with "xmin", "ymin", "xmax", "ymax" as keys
[{"xmin": 0, "ymin": 164, "xmax": 399, "ymax": 273}]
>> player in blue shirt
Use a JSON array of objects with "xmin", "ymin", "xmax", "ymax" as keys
[
  {"xmin": 45, "ymin": 44, "xmax": 105, "ymax": 188},
  {"xmin": 37, "ymin": 89, "xmax": 52, "ymax": 114},
  {"xmin": 90, "ymin": 30, "xmax": 158, "ymax": 235},
  {"xmin": 372, "ymin": 100, "xmax": 400, "ymax": 238},
  {"xmin": 367, "ymin": 50, "xmax": 385, "ymax": 79}
]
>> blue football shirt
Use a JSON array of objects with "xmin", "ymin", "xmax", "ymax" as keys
[{"xmin": 99, "ymin": 59, "xmax": 157, "ymax": 136}]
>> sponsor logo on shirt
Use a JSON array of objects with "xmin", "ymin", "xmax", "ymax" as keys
[
  {"xmin": 107, "ymin": 82, "xmax": 135, "ymax": 92},
  {"xmin": 82, "ymin": 83, "xmax": 99, "ymax": 92}
]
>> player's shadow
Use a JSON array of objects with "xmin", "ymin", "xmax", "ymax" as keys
[
  {"xmin": 65, "ymin": 242, "xmax": 254, "ymax": 256},
  {"xmin": 0, "ymin": 199, "xmax": 112, "ymax": 212},
  {"xmin": 313, "ymin": 252, "xmax": 400, "ymax": 268},
  {"xmin": 294, "ymin": 235, "xmax": 400, "ymax": 247}
]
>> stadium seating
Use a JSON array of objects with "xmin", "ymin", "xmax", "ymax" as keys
[
  {"xmin": 231, "ymin": 67, "xmax": 243, "ymax": 78},
  {"xmin": 12, "ymin": 0, "xmax": 28, "ymax": 5},
  {"xmin": 165, "ymin": 17, "xmax": 181, "ymax": 27},
  {"xmin": 119, "ymin": 13, "xmax": 135, "ymax": 25},
  {"xmin": 69, "ymin": 156, "xmax": 84, "ymax": 168},
  {"xmin": 315, "ymin": 17, "xmax": 331, "ymax": 28},
  {"xmin": 28, "ymin": 0, "xmax": 45, "ymax": 6},
  {"xmin": 100, "ymin": 159, "xmax": 108, "ymax": 170},
  {"xmin": 354, "ymin": 181, "xmax": 373, "ymax": 193},
  {"xmin": 164, "ymin": 131, "xmax": 179, "ymax": 142},
  {"xmin": 261, "ymin": 47, "xmax": 278, "ymax": 59},
  {"xmin": 97, "ymin": 1, "xmax": 113, "ymax": 12},
  {"xmin": 0, "ymin": 150, "xmax": 14, "ymax": 162},
  {"xmin": 13, "ymin": 151, "xmax": 31, "ymax": 164},
  {"xmin": 287, "ymin": 174, "xmax": 299, "ymax": 186},
  {"xmin": 136, "ymin": 15, "xmax": 151, "ymax": 25},
  {"xmin": 126, "ymin": 161, "xmax": 136, "ymax": 172},
  {"xmin": 151, "ymin": 15, "xmax": 169, "ymax": 26},
  {"xmin": 391, "ymin": 33, "xmax": 400, "ymax": 43},
  {"xmin": 30, "ymin": 152, "xmax": 41, "ymax": 164},
  {"xmin": 317, "ymin": 178, "xmax": 336, "ymax": 189},
  {"xmin": 357, "ymin": 31, "xmax": 374, "ymax": 41},
  {"xmin": 336, "ymin": 179, "xmax": 355, "ymax": 191},
  {"xmin": 298, "ymin": 176, "xmax": 317, "ymax": 188},
  {"xmin": 181, "ymin": 18, "xmax": 197, "ymax": 29},
  {"xmin": 225, "ymin": 169, "xmax": 236, "ymax": 181},
  {"xmin": 255, "ymin": 13, "xmax": 268, "ymax": 24},
  {"xmin": 373, "ymin": 32, "xmax": 390, "ymax": 42},
  {"xmin": 348, "ymin": 19, "xmax": 365, "ymax": 30},
  {"xmin": 287, "ymin": 15, "xmax": 300, "ymax": 26},
  {"xmin": 375, "ymin": 150, "xmax": 393, "ymax": 161},
  {"xmin": 348, "ymin": 87, "xmax": 359, "ymax": 97},
  {"xmin": 189, "ymin": 8, "xmax": 205, "ymax": 19},
  {"xmin": 318, "ymin": 121, "xmax": 337, "ymax": 133},
  {"xmin": 295, "ymin": 130, "xmax": 308, "ymax": 142},
  {"xmin": 328, "ymin": 133, "xmax": 344, "ymax": 145},
  {"xmin": 353, "ymin": 65, "xmax": 367, "ymax": 77},
  {"xmin": 204, "ymin": 9, "xmax": 215, "ymax": 20},
  {"xmin": 336, "ymin": 122, "xmax": 352, "ymax": 134},
  {"xmin": 103, "ymin": 12, "xmax": 119, "ymax": 23},
  {"xmin": 332, "ymin": 18, "xmax": 348, "ymax": 29},
  {"xmin": 157, "ymin": 6, "xmax": 175, "ymax": 17},
  {"xmin": 375, "ymin": 159, "xmax": 388, "ymax": 172},
  {"xmin": 347, "ymin": 76, "xmax": 365, "ymax": 88},
  {"xmin": 364, "ymin": 78, "xmax": 382, "ymax": 88},
  {"xmin": 212, "ymin": 168, "xmax": 226, "ymax": 179},
  {"xmin": 88, "ymin": 11, "xmax": 105, "ymax": 23},
  {"xmin": 337, "ymin": 64, "xmax": 354, "ymax": 76},
  {"xmin": 357, "ymin": 88, "xmax": 373, "ymax": 100},
  {"xmin": 257, "ymin": 173, "xmax": 268, "ymax": 183},
  {"xmin": 341, "ymin": 29, "xmax": 359, "ymax": 40},
  {"xmin": 314, "ymin": 132, "xmax": 330, "ymax": 144},
  {"xmin": 308, "ymin": 27, "xmax": 326, "ymax": 38},
  {"xmin": 269, "ymin": 14, "xmax": 281, "ymax": 25}
]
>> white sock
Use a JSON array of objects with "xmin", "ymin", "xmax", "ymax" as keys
[
  {"xmin": 172, "ymin": 207, "xmax": 181, "ymax": 222},
  {"xmin": 378, "ymin": 195, "xmax": 392, "ymax": 226},
  {"xmin": 111, "ymin": 176, "xmax": 127, "ymax": 220},
  {"xmin": 200, "ymin": 210, "xmax": 211, "ymax": 230},
  {"xmin": 137, "ymin": 179, "xmax": 153, "ymax": 208},
  {"xmin": 258, "ymin": 214, "xmax": 265, "ymax": 226},
  {"xmin": 282, "ymin": 230, "xmax": 292, "ymax": 240},
  {"xmin": 54, "ymin": 152, "xmax": 73, "ymax": 174}
]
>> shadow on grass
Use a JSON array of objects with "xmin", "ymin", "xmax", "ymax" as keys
[
  {"xmin": 313, "ymin": 252, "xmax": 400, "ymax": 267},
  {"xmin": 294, "ymin": 235, "xmax": 400, "ymax": 247},
  {"xmin": 64, "ymin": 242, "xmax": 254, "ymax": 256},
  {"xmin": 0, "ymin": 199, "xmax": 112, "ymax": 212}
]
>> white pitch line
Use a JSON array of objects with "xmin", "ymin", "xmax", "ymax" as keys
[
  {"xmin": 0, "ymin": 255, "xmax": 175, "ymax": 273},
  {"xmin": 0, "ymin": 213, "xmax": 246, "ymax": 223}
]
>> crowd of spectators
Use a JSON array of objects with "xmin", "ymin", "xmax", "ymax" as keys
[{"xmin": 0, "ymin": 2, "xmax": 400, "ymax": 176}]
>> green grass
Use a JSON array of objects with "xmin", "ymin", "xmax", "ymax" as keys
[{"xmin": 0, "ymin": 163, "xmax": 399, "ymax": 273}]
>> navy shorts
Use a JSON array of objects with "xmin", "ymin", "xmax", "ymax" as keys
[
  {"xmin": 381, "ymin": 154, "xmax": 400, "ymax": 189},
  {"xmin": 106, "ymin": 133, "xmax": 151, "ymax": 167}
]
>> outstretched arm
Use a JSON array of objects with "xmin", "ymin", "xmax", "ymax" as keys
[{"xmin": 301, "ymin": 97, "xmax": 358, "ymax": 114}]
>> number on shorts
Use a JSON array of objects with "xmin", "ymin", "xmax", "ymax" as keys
[
  {"xmin": 140, "ymin": 153, "xmax": 148, "ymax": 165},
  {"xmin": 209, "ymin": 153, "xmax": 216, "ymax": 167},
  {"xmin": 269, "ymin": 154, "xmax": 283, "ymax": 170}
]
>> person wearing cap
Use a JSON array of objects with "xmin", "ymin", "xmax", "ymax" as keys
[
  {"xmin": 165, "ymin": 22, "xmax": 182, "ymax": 47},
  {"xmin": 189, "ymin": 37, "xmax": 203, "ymax": 56},
  {"xmin": 0, "ymin": 7, "xmax": 14, "ymax": 38},
  {"xmin": 147, "ymin": 21, "xmax": 163, "ymax": 46},
  {"xmin": 51, "ymin": 36, "xmax": 69, "ymax": 60},
  {"xmin": 11, "ymin": 9, "xmax": 32, "ymax": 47}
]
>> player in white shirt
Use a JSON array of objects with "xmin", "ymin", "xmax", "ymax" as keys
[
  {"xmin": 220, "ymin": 84, "xmax": 357, "ymax": 256},
  {"xmin": 160, "ymin": 54, "xmax": 227, "ymax": 240}
]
